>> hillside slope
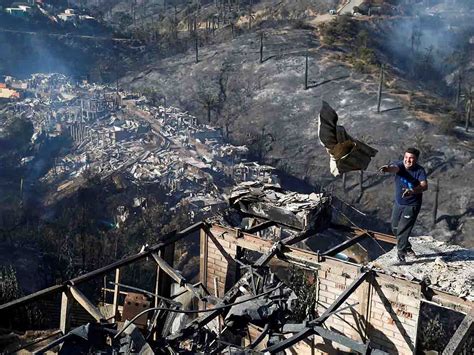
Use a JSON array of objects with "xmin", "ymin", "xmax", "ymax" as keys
[{"xmin": 121, "ymin": 18, "xmax": 473, "ymax": 247}]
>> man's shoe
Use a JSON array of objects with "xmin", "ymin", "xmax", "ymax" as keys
[{"xmin": 397, "ymin": 253, "xmax": 407, "ymax": 264}]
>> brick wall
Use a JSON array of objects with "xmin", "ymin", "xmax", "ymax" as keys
[
  {"xmin": 307, "ymin": 259, "xmax": 420, "ymax": 354},
  {"xmin": 200, "ymin": 228, "xmax": 423, "ymax": 354},
  {"xmin": 200, "ymin": 229, "xmax": 238, "ymax": 297}
]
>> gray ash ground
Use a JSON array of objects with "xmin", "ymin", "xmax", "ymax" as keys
[
  {"xmin": 370, "ymin": 236, "xmax": 473, "ymax": 301},
  {"xmin": 122, "ymin": 25, "xmax": 473, "ymax": 248}
]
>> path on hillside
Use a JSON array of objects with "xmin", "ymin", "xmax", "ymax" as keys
[{"xmin": 339, "ymin": 0, "xmax": 365, "ymax": 15}]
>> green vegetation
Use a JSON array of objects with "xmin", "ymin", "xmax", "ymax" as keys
[{"xmin": 320, "ymin": 17, "xmax": 377, "ymax": 73}]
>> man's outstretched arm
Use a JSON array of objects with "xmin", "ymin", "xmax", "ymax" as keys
[{"xmin": 378, "ymin": 164, "xmax": 400, "ymax": 174}]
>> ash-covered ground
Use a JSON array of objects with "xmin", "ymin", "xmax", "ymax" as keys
[{"xmin": 122, "ymin": 24, "xmax": 473, "ymax": 248}]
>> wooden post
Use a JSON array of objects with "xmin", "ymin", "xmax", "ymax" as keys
[
  {"xmin": 156, "ymin": 244, "xmax": 175, "ymax": 299},
  {"xmin": 377, "ymin": 64, "xmax": 384, "ymax": 113},
  {"xmin": 199, "ymin": 227, "xmax": 209, "ymax": 306},
  {"xmin": 112, "ymin": 268, "xmax": 120, "ymax": 321},
  {"xmin": 432, "ymin": 178, "xmax": 439, "ymax": 226},
  {"xmin": 465, "ymin": 88, "xmax": 472, "ymax": 132},
  {"xmin": 69, "ymin": 286, "xmax": 105, "ymax": 322},
  {"xmin": 195, "ymin": 33, "xmax": 199, "ymax": 63},
  {"xmin": 304, "ymin": 51, "xmax": 309, "ymax": 90},
  {"xmin": 214, "ymin": 276, "xmax": 221, "ymax": 335},
  {"xmin": 259, "ymin": 32, "xmax": 264, "ymax": 64},
  {"xmin": 455, "ymin": 73, "xmax": 461, "ymax": 109},
  {"xmin": 59, "ymin": 291, "xmax": 72, "ymax": 334},
  {"xmin": 248, "ymin": 0, "xmax": 253, "ymax": 30}
]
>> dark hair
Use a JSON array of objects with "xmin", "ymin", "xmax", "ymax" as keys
[{"xmin": 405, "ymin": 147, "xmax": 420, "ymax": 159}]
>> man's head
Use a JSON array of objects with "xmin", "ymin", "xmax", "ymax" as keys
[{"xmin": 403, "ymin": 147, "xmax": 420, "ymax": 170}]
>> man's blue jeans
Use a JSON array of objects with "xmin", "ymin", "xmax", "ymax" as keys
[{"xmin": 391, "ymin": 203, "xmax": 421, "ymax": 255}]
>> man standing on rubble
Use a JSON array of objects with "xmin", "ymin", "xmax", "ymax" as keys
[{"xmin": 379, "ymin": 148, "xmax": 428, "ymax": 264}]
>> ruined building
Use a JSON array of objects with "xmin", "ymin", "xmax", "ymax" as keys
[{"xmin": 0, "ymin": 183, "xmax": 472, "ymax": 354}]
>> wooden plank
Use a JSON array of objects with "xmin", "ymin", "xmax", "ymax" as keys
[
  {"xmin": 152, "ymin": 252, "xmax": 185, "ymax": 285},
  {"xmin": 68, "ymin": 286, "xmax": 105, "ymax": 322},
  {"xmin": 59, "ymin": 291, "xmax": 72, "ymax": 334},
  {"xmin": 211, "ymin": 224, "xmax": 321, "ymax": 268},
  {"xmin": 0, "ymin": 284, "xmax": 64, "ymax": 312},
  {"xmin": 442, "ymin": 307, "xmax": 474, "ymax": 355},
  {"xmin": 200, "ymin": 227, "xmax": 209, "ymax": 294},
  {"xmin": 112, "ymin": 268, "xmax": 120, "ymax": 321},
  {"xmin": 322, "ymin": 231, "xmax": 368, "ymax": 256},
  {"xmin": 152, "ymin": 252, "xmax": 203, "ymax": 300},
  {"xmin": 0, "ymin": 222, "xmax": 204, "ymax": 312},
  {"xmin": 155, "ymin": 243, "xmax": 175, "ymax": 299}
]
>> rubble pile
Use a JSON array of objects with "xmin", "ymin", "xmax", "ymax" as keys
[
  {"xmin": 0, "ymin": 73, "xmax": 279, "ymax": 214},
  {"xmin": 370, "ymin": 236, "xmax": 474, "ymax": 301},
  {"xmin": 229, "ymin": 181, "xmax": 331, "ymax": 231}
]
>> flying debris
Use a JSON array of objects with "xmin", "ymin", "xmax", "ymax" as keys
[{"xmin": 318, "ymin": 101, "xmax": 378, "ymax": 176}]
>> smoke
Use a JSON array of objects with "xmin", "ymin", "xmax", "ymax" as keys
[{"xmin": 372, "ymin": 9, "xmax": 473, "ymax": 93}]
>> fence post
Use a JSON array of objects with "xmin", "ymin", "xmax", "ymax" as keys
[
  {"xmin": 59, "ymin": 291, "xmax": 72, "ymax": 334},
  {"xmin": 112, "ymin": 268, "xmax": 120, "ymax": 321}
]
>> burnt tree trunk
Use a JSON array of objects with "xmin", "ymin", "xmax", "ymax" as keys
[
  {"xmin": 304, "ymin": 51, "xmax": 309, "ymax": 90},
  {"xmin": 432, "ymin": 178, "xmax": 439, "ymax": 226},
  {"xmin": 195, "ymin": 34, "xmax": 199, "ymax": 63},
  {"xmin": 377, "ymin": 64, "xmax": 384, "ymax": 113}
]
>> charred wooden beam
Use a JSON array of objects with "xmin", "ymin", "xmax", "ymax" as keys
[
  {"xmin": 442, "ymin": 307, "xmax": 474, "ymax": 355},
  {"xmin": 151, "ymin": 252, "xmax": 203, "ymax": 301},
  {"xmin": 169, "ymin": 241, "xmax": 282, "ymax": 341},
  {"xmin": 68, "ymin": 286, "xmax": 106, "ymax": 322},
  {"xmin": 245, "ymin": 220, "xmax": 275, "ymax": 234},
  {"xmin": 322, "ymin": 231, "xmax": 368, "ymax": 256},
  {"xmin": 0, "ymin": 221, "xmax": 205, "ymax": 312},
  {"xmin": 329, "ymin": 223, "xmax": 396, "ymax": 244},
  {"xmin": 313, "ymin": 270, "xmax": 371, "ymax": 324}
]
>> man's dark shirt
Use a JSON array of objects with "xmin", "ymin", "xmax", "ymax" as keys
[{"xmin": 393, "ymin": 161, "xmax": 427, "ymax": 206}]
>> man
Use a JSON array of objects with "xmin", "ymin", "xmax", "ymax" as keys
[{"xmin": 379, "ymin": 148, "xmax": 428, "ymax": 264}]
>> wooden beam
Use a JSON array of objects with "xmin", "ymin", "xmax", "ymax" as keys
[
  {"xmin": 112, "ymin": 268, "xmax": 120, "ymax": 321},
  {"xmin": 210, "ymin": 224, "xmax": 321, "ymax": 269},
  {"xmin": 152, "ymin": 252, "xmax": 203, "ymax": 300},
  {"xmin": 59, "ymin": 291, "xmax": 72, "ymax": 334},
  {"xmin": 442, "ymin": 307, "xmax": 474, "ymax": 355},
  {"xmin": 68, "ymin": 286, "xmax": 105, "ymax": 322},
  {"xmin": 199, "ymin": 227, "xmax": 209, "ymax": 303},
  {"xmin": 329, "ymin": 223, "xmax": 396, "ymax": 244},
  {"xmin": 0, "ymin": 221, "xmax": 204, "ymax": 312},
  {"xmin": 245, "ymin": 220, "xmax": 275, "ymax": 234},
  {"xmin": 152, "ymin": 252, "xmax": 186, "ymax": 285},
  {"xmin": 322, "ymin": 231, "xmax": 368, "ymax": 256}
]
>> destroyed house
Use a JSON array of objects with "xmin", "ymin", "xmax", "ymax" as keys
[{"xmin": 1, "ymin": 184, "xmax": 471, "ymax": 354}]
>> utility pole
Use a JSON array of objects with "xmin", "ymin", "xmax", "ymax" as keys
[
  {"xmin": 259, "ymin": 32, "xmax": 264, "ymax": 64},
  {"xmin": 304, "ymin": 50, "xmax": 309, "ymax": 90},
  {"xmin": 248, "ymin": 0, "xmax": 253, "ymax": 30},
  {"xmin": 19, "ymin": 177, "xmax": 24, "ymax": 210},
  {"xmin": 432, "ymin": 178, "xmax": 439, "ymax": 226},
  {"xmin": 455, "ymin": 73, "xmax": 461, "ymax": 109},
  {"xmin": 377, "ymin": 64, "xmax": 384, "ymax": 113},
  {"xmin": 195, "ymin": 33, "xmax": 199, "ymax": 63},
  {"xmin": 466, "ymin": 86, "xmax": 472, "ymax": 132}
]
